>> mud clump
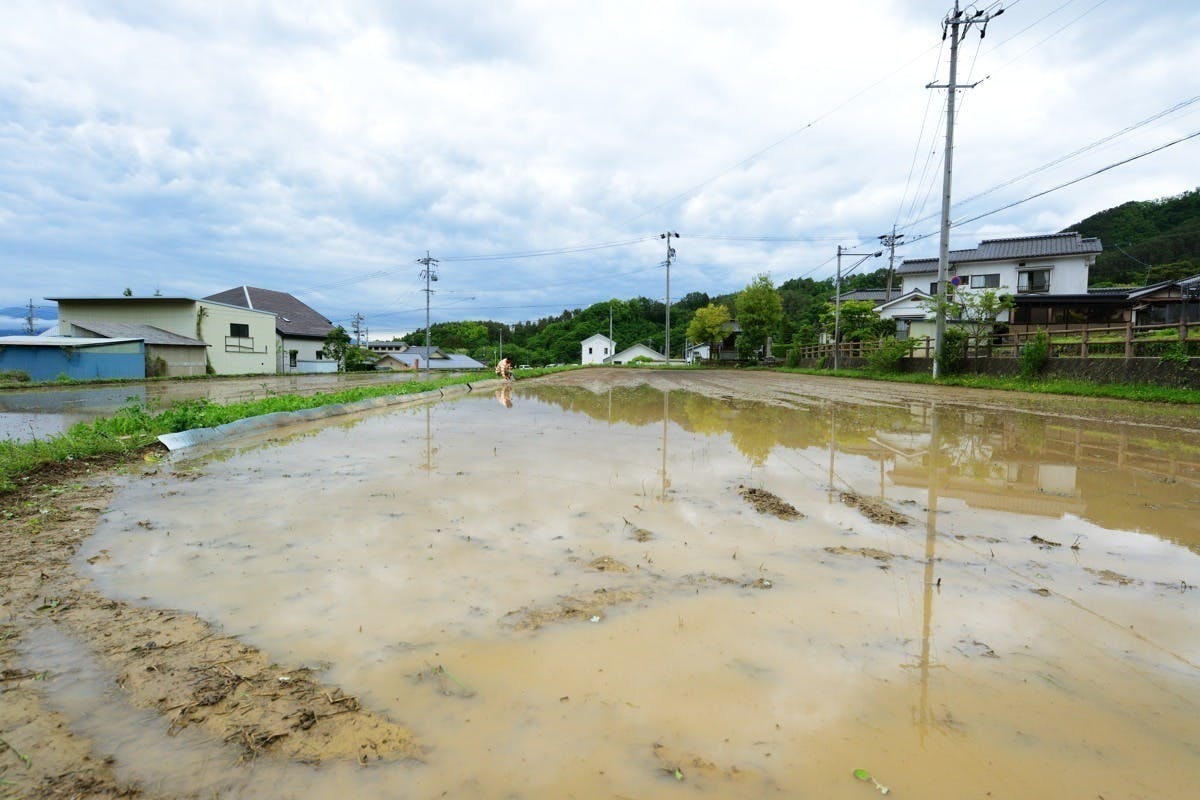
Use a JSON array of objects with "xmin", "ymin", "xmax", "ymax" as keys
[
  {"xmin": 824, "ymin": 545, "xmax": 895, "ymax": 563},
  {"xmin": 503, "ymin": 588, "xmax": 645, "ymax": 631},
  {"xmin": 622, "ymin": 517, "xmax": 654, "ymax": 541},
  {"xmin": 1085, "ymin": 568, "xmax": 1138, "ymax": 586},
  {"xmin": 588, "ymin": 556, "xmax": 632, "ymax": 573},
  {"xmin": 839, "ymin": 491, "xmax": 911, "ymax": 526},
  {"xmin": 737, "ymin": 485, "xmax": 803, "ymax": 520},
  {"xmin": 650, "ymin": 742, "xmax": 775, "ymax": 792}
]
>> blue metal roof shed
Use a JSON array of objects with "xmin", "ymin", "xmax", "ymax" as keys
[{"xmin": 0, "ymin": 336, "xmax": 145, "ymax": 381}]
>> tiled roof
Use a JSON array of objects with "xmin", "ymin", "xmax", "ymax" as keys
[
  {"xmin": 896, "ymin": 232, "xmax": 1102, "ymax": 275},
  {"xmin": 204, "ymin": 286, "xmax": 333, "ymax": 339},
  {"xmin": 70, "ymin": 321, "xmax": 207, "ymax": 347}
]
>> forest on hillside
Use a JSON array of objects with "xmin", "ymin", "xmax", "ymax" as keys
[
  {"xmin": 1065, "ymin": 188, "xmax": 1200, "ymax": 285},
  {"xmin": 396, "ymin": 190, "xmax": 1200, "ymax": 366}
]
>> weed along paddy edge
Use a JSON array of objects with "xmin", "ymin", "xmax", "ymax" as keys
[{"xmin": 4, "ymin": 369, "xmax": 1199, "ymax": 798}]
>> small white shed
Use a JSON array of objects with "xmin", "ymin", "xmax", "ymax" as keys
[{"xmin": 580, "ymin": 333, "xmax": 616, "ymax": 365}]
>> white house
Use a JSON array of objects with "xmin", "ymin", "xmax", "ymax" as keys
[
  {"xmin": 607, "ymin": 343, "xmax": 666, "ymax": 365},
  {"xmin": 878, "ymin": 232, "xmax": 1102, "ymax": 329},
  {"xmin": 580, "ymin": 333, "xmax": 615, "ymax": 365},
  {"xmin": 684, "ymin": 342, "xmax": 711, "ymax": 362},
  {"xmin": 204, "ymin": 286, "xmax": 336, "ymax": 374}
]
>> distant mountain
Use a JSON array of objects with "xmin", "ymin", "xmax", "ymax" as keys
[
  {"xmin": 0, "ymin": 304, "xmax": 56, "ymax": 337},
  {"xmin": 1063, "ymin": 188, "xmax": 1200, "ymax": 286}
]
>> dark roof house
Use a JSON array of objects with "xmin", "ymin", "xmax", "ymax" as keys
[{"xmin": 204, "ymin": 286, "xmax": 333, "ymax": 340}]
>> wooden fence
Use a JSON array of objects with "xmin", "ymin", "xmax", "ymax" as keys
[{"xmin": 792, "ymin": 320, "xmax": 1199, "ymax": 363}]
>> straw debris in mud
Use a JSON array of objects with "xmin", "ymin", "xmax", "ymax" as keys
[
  {"xmin": 839, "ymin": 491, "xmax": 912, "ymax": 526},
  {"xmin": 737, "ymin": 485, "xmax": 803, "ymax": 520}
]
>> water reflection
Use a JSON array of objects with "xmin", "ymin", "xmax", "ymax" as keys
[
  {"xmin": 76, "ymin": 380, "xmax": 1200, "ymax": 799},
  {"xmin": 523, "ymin": 383, "xmax": 1200, "ymax": 550}
]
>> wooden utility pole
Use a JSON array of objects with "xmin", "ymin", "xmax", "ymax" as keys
[{"xmin": 927, "ymin": 1, "xmax": 1003, "ymax": 378}]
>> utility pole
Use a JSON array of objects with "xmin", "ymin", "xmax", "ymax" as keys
[
  {"xmin": 660, "ymin": 232, "xmax": 679, "ymax": 360},
  {"xmin": 351, "ymin": 313, "xmax": 365, "ymax": 345},
  {"xmin": 928, "ymin": 1, "xmax": 1003, "ymax": 378},
  {"xmin": 609, "ymin": 301, "xmax": 614, "ymax": 361},
  {"xmin": 417, "ymin": 251, "xmax": 439, "ymax": 377},
  {"xmin": 834, "ymin": 246, "xmax": 883, "ymax": 371},
  {"xmin": 879, "ymin": 228, "xmax": 904, "ymax": 302},
  {"xmin": 25, "ymin": 299, "xmax": 35, "ymax": 335}
]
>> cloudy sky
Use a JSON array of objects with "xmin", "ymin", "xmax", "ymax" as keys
[{"xmin": 2, "ymin": 0, "xmax": 1198, "ymax": 336}]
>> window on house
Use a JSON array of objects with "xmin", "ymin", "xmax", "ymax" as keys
[
  {"xmin": 229, "ymin": 323, "xmax": 250, "ymax": 338},
  {"xmin": 929, "ymin": 282, "xmax": 939, "ymax": 295},
  {"xmin": 1018, "ymin": 269, "xmax": 1051, "ymax": 293},
  {"xmin": 588, "ymin": 347, "xmax": 593, "ymax": 354},
  {"xmin": 289, "ymin": 350, "xmax": 298, "ymax": 368},
  {"xmin": 316, "ymin": 350, "xmax": 324, "ymax": 360},
  {"xmin": 970, "ymin": 273, "xmax": 1000, "ymax": 288}
]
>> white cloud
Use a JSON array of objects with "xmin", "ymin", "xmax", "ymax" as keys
[{"xmin": 1, "ymin": 0, "xmax": 1198, "ymax": 333}]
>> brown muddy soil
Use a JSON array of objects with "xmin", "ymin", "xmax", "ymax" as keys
[
  {"xmin": 0, "ymin": 458, "xmax": 419, "ymax": 799},
  {"xmin": 2, "ymin": 368, "xmax": 1197, "ymax": 799}
]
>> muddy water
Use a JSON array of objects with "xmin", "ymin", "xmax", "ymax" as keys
[
  {"xmin": 72, "ymin": 376, "xmax": 1200, "ymax": 798},
  {"xmin": 0, "ymin": 370, "xmax": 424, "ymax": 441}
]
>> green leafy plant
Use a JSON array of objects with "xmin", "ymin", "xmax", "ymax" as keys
[
  {"xmin": 866, "ymin": 338, "xmax": 915, "ymax": 374},
  {"xmin": 937, "ymin": 328, "xmax": 969, "ymax": 376},
  {"xmin": 1020, "ymin": 330, "xmax": 1051, "ymax": 380},
  {"xmin": 1158, "ymin": 341, "xmax": 1193, "ymax": 368}
]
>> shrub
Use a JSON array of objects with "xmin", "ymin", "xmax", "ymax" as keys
[
  {"xmin": 1019, "ymin": 330, "xmax": 1050, "ymax": 380},
  {"xmin": 937, "ymin": 328, "xmax": 969, "ymax": 376},
  {"xmin": 0, "ymin": 369, "xmax": 31, "ymax": 383},
  {"xmin": 1158, "ymin": 341, "xmax": 1195, "ymax": 368},
  {"xmin": 867, "ymin": 338, "xmax": 915, "ymax": 374}
]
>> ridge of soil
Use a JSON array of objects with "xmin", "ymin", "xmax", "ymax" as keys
[{"xmin": 1, "ymin": 454, "xmax": 420, "ymax": 799}]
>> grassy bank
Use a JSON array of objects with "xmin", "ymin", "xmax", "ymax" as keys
[{"xmin": 773, "ymin": 366, "xmax": 1200, "ymax": 404}]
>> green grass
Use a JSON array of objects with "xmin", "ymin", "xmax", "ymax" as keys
[
  {"xmin": 773, "ymin": 366, "xmax": 1200, "ymax": 404},
  {"xmin": 0, "ymin": 369, "xmax": 580, "ymax": 494}
]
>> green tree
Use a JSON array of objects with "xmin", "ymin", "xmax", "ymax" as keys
[
  {"xmin": 819, "ymin": 300, "xmax": 893, "ymax": 343},
  {"xmin": 322, "ymin": 325, "xmax": 353, "ymax": 372},
  {"xmin": 735, "ymin": 274, "xmax": 783, "ymax": 357},
  {"xmin": 921, "ymin": 288, "xmax": 1015, "ymax": 342},
  {"xmin": 685, "ymin": 303, "xmax": 731, "ymax": 351}
]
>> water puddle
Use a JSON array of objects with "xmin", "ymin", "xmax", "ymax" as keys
[{"xmin": 73, "ymin": 377, "xmax": 1200, "ymax": 798}]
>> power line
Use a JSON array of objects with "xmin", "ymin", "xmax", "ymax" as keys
[
  {"xmin": 949, "ymin": 128, "xmax": 1200, "ymax": 229},
  {"xmin": 625, "ymin": 40, "xmax": 946, "ymax": 226},
  {"xmin": 899, "ymin": 93, "xmax": 1200, "ymax": 233}
]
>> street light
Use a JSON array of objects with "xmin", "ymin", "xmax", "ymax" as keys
[{"xmin": 833, "ymin": 246, "xmax": 883, "ymax": 371}]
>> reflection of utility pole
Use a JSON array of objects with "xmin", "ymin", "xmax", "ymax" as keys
[
  {"xmin": 659, "ymin": 390, "xmax": 671, "ymax": 501},
  {"xmin": 423, "ymin": 405, "xmax": 436, "ymax": 474},
  {"xmin": 928, "ymin": 1, "xmax": 1003, "ymax": 378},
  {"xmin": 417, "ymin": 251, "xmax": 439, "ymax": 378},
  {"xmin": 660, "ymin": 232, "xmax": 679, "ymax": 360},
  {"xmin": 918, "ymin": 402, "xmax": 942, "ymax": 741},
  {"xmin": 827, "ymin": 405, "xmax": 837, "ymax": 504}
]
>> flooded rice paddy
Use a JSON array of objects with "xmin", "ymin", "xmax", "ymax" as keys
[
  {"xmin": 0, "ymin": 370, "xmax": 422, "ymax": 442},
  {"xmin": 42, "ymin": 371, "xmax": 1200, "ymax": 797}
]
